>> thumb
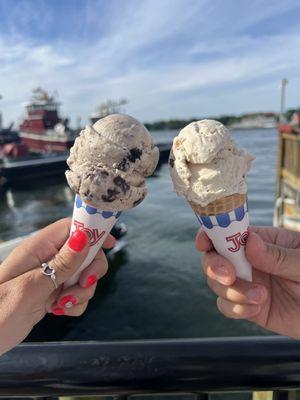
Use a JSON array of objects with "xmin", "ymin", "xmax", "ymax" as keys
[
  {"xmin": 246, "ymin": 230, "xmax": 300, "ymax": 279},
  {"xmin": 37, "ymin": 230, "xmax": 90, "ymax": 295}
]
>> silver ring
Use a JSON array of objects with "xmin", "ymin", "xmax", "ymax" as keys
[
  {"xmin": 41, "ymin": 262, "xmax": 58, "ymax": 289},
  {"xmin": 65, "ymin": 301, "xmax": 73, "ymax": 309}
]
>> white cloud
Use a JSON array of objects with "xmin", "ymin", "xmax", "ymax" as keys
[
  {"xmin": 27, "ymin": 46, "xmax": 74, "ymax": 67},
  {"xmin": 0, "ymin": 0, "xmax": 300, "ymax": 127}
]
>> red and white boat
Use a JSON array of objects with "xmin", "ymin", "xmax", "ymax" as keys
[{"xmin": 19, "ymin": 88, "xmax": 77, "ymax": 153}]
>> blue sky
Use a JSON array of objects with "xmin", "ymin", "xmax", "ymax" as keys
[{"xmin": 0, "ymin": 0, "xmax": 300, "ymax": 126}]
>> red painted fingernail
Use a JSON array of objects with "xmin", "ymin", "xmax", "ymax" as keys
[
  {"xmin": 68, "ymin": 230, "xmax": 88, "ymax": 252},
  {"xmin": 59, "ymin": 295, "xmax": 77, "ymax": 308},
  {"xmin": 84, "ymin": 274, "xmax": 97, "ymax": 288},
  {"xmin": 52, "ymin": 307, "xmax": 65, "ymax": 316}
]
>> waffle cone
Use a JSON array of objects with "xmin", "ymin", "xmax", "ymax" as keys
[{"xmin": 189, "ymin": 193, "xmax": 247, "ymax": 216}]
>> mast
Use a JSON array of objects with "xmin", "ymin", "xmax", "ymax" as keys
[
  {"xmin": 280, "ymin": 79, "xmax": 288, "ymax": 123},
  {"xmin": 98, "ymin": 98, "xmax": 128, "ymax": 117}
]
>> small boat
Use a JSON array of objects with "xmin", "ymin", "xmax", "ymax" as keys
[{"xmin": 19, "ymin": 88, "xmax": 77, "ymax": 153}]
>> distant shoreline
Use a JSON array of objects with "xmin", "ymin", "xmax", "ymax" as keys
[
  {"xmin": 144, "ymin": 111, "xmax": 280, "ymax": 131},
  {"xmin": 149, "ymin": 126, "xmax": 277, "ymax": 132},
  {"xmin": 145, "ymin": 108, "xmax": 300, "ymax": 131}
]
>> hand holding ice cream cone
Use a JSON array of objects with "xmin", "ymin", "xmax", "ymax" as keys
[
  {"xmin": 195, "ymin": 226, "xmax": 300, "ymax": 339},
  {"xmin": 65, "ymin": 114, "xmax": 159, "ymax": 287}
]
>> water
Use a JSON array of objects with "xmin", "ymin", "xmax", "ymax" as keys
[{"xmin": 0, "ymin": 129, "xmax": 277, "ymax": 341}]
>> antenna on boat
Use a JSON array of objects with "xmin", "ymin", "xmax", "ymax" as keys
[{"xmin": 280, "ymin": 79, "xmax": 288, "ymax": 123}]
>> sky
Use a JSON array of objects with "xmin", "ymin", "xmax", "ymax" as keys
[{"xmin": 0, "ymin": 0, "xmax": 300, "ymax": 126}]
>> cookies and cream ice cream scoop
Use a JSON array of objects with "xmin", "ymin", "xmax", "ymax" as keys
[
  {"xmin": 65, "ymin": 114, "xmax": 159, "ymax": 287},
  {"xmin": 66, "ymin": 114, "xmax": 159, "ymax": 211}
]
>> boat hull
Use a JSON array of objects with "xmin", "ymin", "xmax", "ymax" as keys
[{"xmin": 20, "ymin": 134, "xmax": 73, "ymax": 153}]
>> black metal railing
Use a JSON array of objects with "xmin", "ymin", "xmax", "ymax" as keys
[{"xmin": 0, "ymin": 336, "xmax": 300, "ymax": 399}]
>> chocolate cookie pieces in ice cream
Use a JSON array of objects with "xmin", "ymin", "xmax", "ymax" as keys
[{"xmin": 66, "ymin": 114, "xmax": 160, "ymax": 211}]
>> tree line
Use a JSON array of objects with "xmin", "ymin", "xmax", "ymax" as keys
[{"xmin": 144, "ymin": 110, "xmax": 298, "ymax": 131}]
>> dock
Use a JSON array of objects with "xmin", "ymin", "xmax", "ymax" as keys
[{"xmin": 274, "ymin": 131, "xmax": 300, "ymax": 230}]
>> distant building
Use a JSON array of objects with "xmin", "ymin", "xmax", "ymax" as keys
[{"xmin": 230, "ymin": 112, "xmax": 278, "ymax": 129}]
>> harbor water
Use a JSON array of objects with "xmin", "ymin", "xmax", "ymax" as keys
[{"xmin": 0, "ymin": 129, "xmax": 277, "ymax": 341}]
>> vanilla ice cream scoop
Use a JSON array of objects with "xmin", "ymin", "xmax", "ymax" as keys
[
  {"xmin": 169, "ymin": 119, "xmax": 254, "ymax": 207},
  {"xmin": 66, "ymin": 114, "xmax": 159, "ymax": 211}
]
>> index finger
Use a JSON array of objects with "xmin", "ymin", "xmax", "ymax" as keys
[
  {"xmin": 0, "ymin": 218, "xmax": 72, "ymax": 283},
  {"xmin": 195, "ymin": 229, "xmax": 214, "ymax": 252},
  {"xmin": 252, "ymin": 226, "xmax": 300, "ymax": 249}
]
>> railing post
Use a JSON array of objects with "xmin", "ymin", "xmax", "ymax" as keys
[
  {"xmin": 253, "ymin": 391, "xmax": 273, "ymax": 400},
  {"xmin": 35, "ymin": 398, "xmax": 59, "ymax": 400},
  {"xmin": 273, "ymin": 390, "xmax": 297, "ymax": 400},
  {"xmin": 195, "ymin": 394, "xmax": 209, "ymax": 400}
]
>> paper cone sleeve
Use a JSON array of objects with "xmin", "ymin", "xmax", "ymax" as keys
[
  {"xmin": 189, "ymin": 193, "xmax": 252, "ymax": 282},
  {"xmin": 64, "ymin": 195, "xmax": 121, "ymax": 288}
]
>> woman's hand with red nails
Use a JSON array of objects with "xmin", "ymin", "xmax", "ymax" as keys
[
  {"xmin": 195, "ymin": 226, "xmax": 300, "ymax": 339},
  {"xmin": 0, "ymin": 218, "xmax": 114, "ymax": 356}
]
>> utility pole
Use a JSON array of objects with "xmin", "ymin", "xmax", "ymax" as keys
[{"xmin": 280, "ymin": 79, "xmax": 288, "ymax": 122}]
